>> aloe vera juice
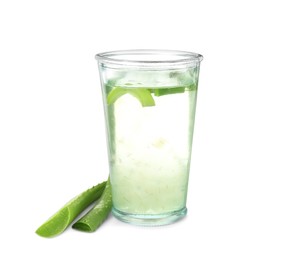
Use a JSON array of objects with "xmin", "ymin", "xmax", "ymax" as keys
[{"xmin": 103, "ymin": 72, "xmax": 198, "ymax": 218}]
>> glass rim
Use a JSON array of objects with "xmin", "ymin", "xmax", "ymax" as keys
[{"xmin": 95, "ymin": 49, "xmax": 203, "ymax": 68}]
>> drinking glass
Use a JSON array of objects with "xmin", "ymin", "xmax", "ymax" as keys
[{"xmin": 95, "ymin": 50, "xmax": 203, "ymax": 226}]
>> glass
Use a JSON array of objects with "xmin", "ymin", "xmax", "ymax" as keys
[{"xmin": 95, "ymin": 50, "xmax": 203, "ymax": 226}]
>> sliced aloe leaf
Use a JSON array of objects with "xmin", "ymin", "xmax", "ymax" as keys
[
  {"xmin": 35, "ymin": 181, "xmax": 106, "ymax": 238},
  {"xmin": 128, "ymin": 88, "xmax": 155, "ymax": 106},
  {"xmin": 107, "ymin": 87, "xmax": 128, "ymax": 105},
  {"xmin": 107, "ymin": 87, "xmax": 155, "ymax": 107},
  {"xmin": 153, "ymin": 87, "xmax": 186, "ymax": 96},
  {"xmin": 72, "ymin": 178, "xmax": 112, "ymax": 232}
]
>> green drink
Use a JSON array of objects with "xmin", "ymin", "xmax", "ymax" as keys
[{"xmin": 96, "ymin": 50, "xmax": 203, "ymax": 225}]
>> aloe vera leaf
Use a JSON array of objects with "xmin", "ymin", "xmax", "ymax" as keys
[
  {"xmin": 72, "ymin": 178, "xmax": 112, "ymax": 232},
  {"xmin": 153, "ymin": 87, "xmax": 186, "ymax": 96},
  {"xmin": 107, "ymin": 87, "xmax": 155, "ymax": 107},
  {"xmin": 35, "ymin": 181, "xmax": 106, "ymax": 238},
  {"xmin": 128, "ymin": 88, "xmax": 155, "ymax": 106},
  {"xmin": 107, "ymin": 87, "xmax": 128, "ymax": 105}
]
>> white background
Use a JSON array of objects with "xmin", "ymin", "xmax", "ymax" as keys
[{"xmin": 0, "ymin": 0, "xmax": 285, "ymax": 259}]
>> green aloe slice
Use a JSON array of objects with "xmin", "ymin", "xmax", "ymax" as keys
[
  {"xmin": 35, "ymin": 181, "xmax": 106, "ymax": 238},
  {"xmin": 72, "ymin": 178, "xmax": 112, "ymax": 232},
  {"xmin": 107, "ymin": 87, "xmax": 128, "ymax": 105},
  {"xmin": 153, "ymin": 87, "xmax": 186, "ymax": 96},
  {"xmin": 107, "ymin": 87, "xmax": 155, "ymax": 107}
]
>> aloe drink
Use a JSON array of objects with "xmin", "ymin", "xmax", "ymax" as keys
[{"xmin": 96, "ymin": 50, "xmax": 203, "ymax": 225}]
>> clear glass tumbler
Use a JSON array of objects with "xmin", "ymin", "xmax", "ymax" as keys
[{"xmin": 95, "ymin": 50, "xmax": 203, "ymax": 226}]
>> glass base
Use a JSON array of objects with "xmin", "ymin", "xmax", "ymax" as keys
[{"xmin": 112, "ymin": 207, "xmax": 187, "ymax": 226}]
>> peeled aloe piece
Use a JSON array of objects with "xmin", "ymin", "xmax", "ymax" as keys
[{"xmin": 107, "ymin": 87, "xmax": 155, "ymax": 107}]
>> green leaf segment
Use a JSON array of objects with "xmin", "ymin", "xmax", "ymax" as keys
[
  {"xmin": 107, "ymin": 87, "xmax": 155, "ymax": 107},
  {"xmin": 35, "ymin": 181, "xmax": 107, "ymax": 238},
  {"xmin": 152, "ymin": 87, "xmax": 185, "ymax": 96},
  {"xmin": 72, "ymin": 178, "xmax": 112, "ymax": 232}
]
